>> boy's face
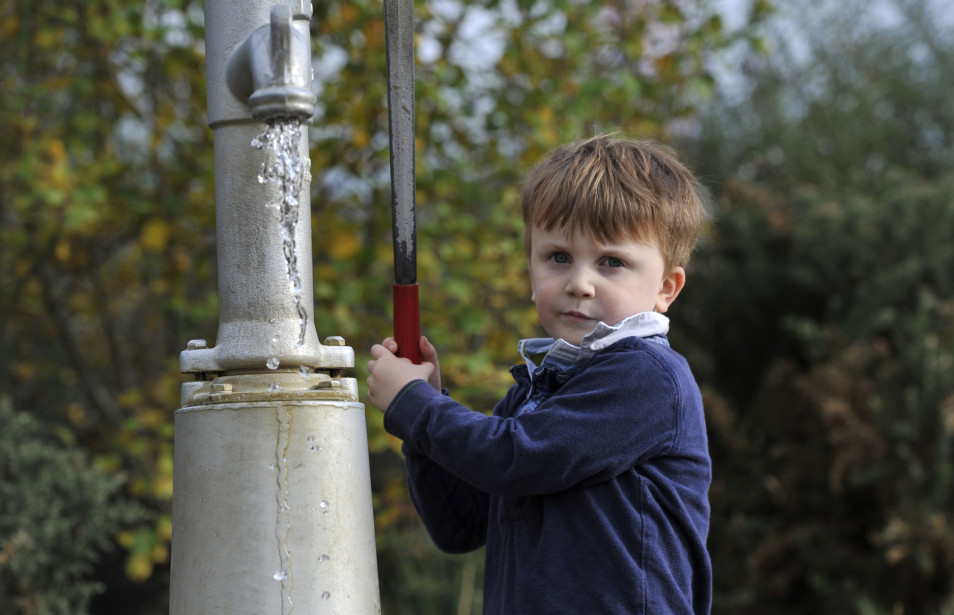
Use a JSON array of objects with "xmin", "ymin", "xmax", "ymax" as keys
[{"xmin": 528, "ymin": 224, "xmax": 685, "ymax": 346}]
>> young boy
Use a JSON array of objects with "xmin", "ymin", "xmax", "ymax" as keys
[{"xmin": 367, "ymin": 134, "xmax": 711, "ymax": 614}]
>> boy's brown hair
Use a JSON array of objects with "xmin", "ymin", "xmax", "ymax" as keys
[{"xmin": 521, "ymin": 134, "xmax": 709, "ymax": 272}]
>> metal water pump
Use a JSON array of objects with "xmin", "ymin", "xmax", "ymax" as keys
[{"xmin": 170, "ymin": 2, "xmax": 380, "ymax": 613}]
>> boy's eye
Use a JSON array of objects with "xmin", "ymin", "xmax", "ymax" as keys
[
  {"xmin": 603, "ymin": 256, "xmax": 624, "ymax": 268},
  {"xmin": 549, "ymin": 252, "xmax": 571, "ymax": 264}
]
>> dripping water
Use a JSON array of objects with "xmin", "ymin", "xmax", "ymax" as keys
[
  {"xmin": 273, "ymin": 405, "xmax": 293, "ymax": 607},
  {"xmin": 252, "ymin": 119, "xmax": 309, "ymax": 347}
]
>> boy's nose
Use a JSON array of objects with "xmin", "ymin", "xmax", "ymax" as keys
[{"xmin": 565, "ymin": 267, "xmax": 595, "ymax": 298}]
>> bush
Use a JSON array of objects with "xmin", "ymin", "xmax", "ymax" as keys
[{"xmin": 0, "ymin": 398, "xmax": 143, "ymax": 615}]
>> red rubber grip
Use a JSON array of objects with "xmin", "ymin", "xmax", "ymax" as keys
[{"xmin": 393, "ymin": 283, "xmax": 421, "ymax": 364}]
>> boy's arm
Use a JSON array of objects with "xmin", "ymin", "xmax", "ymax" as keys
[
  {"xmin": 396, "ymin": 377, "xmax": 531, "ymax": 553},
  {"xmin": 384, "ymin": 347, "xmax": 701, "ymax": 498},
  {"xmin": 368, "ymin": 338, "xmax": 490, "ymax": 553},
  {"xmin": 402, "ymin": 443, "xmax": 490, "ymax": 554}
]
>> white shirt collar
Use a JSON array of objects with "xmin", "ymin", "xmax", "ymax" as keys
[{"xmin": 519, "ymin": 311, "xmax": 670, "ymax": 371}]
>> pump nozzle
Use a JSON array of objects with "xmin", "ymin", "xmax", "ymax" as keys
[{"xmin": 226, "ymin": 5, "xmax": 316, "ymax": 121}]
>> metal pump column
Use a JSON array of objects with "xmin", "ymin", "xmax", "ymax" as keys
[{"xmin": 170, "ymin": 1, "xmax": 381, "ymax": 613}]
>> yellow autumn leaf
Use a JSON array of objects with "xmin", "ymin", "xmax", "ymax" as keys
[
  {"xmin": 327, "ymin": 231, "xmax": 361, "ymax": 261},
  {"xmin": 47, "ymin": 138, "xmax": 67, "ymax": 163},
  {"xmin": 156, "ymin": 515, "xmax": 173, "ymax": 542},
  {"xmin": 55, "ymin": 239, "xmax": 71, "ymax": 262},
  {"xmin": 173, "ymin": 249, "xmax": 192, "ymax": 272},
  {"xmin": 351, "ymin": 128, "xmax": 370, "ymax": 148},
  {"xmin": 67, "ymin": 402, "xmax": 86, "ymax": 425},
  {"xmin": 154, "ymin": 472, "xmax": 174, "ymax": 500},
  {"xmin": 0, "ymin": 14, "xmax": 18, "ymax": 40},
  {"xmin": 140, "ymin": 219, "xmax": 171, "ymax": 251},
  {"xmin": 126, "ymin": 553, "xmax": 153, "ymax": 582},
  {"xmin": 152, "ymin": 542, "xmax": 169, "ymax": 564},
  {"xmin": 117, "ymin": 531, "xmax": 134, "ymax": 548},
  {"xmin": 340, "ymin": 4, "xmax": 359, "ymax": 26}
]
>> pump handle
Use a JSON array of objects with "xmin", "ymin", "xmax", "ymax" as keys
[
  {"xmin": 393, "ymin": 283, "xmax": 421, "ymax": 364},
  {"xmin": 385, "ymin": 0, "xmax": 420, "ymax": 363}
]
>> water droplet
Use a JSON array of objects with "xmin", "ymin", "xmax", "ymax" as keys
[
  {"xmin": 267, "ymin": 462, "xmax": 277, "ymax": 470},
  {"xmin": 268, "ymin": 382, "xmax": 279, "ymax": 392},
  {"xmin": 320, "ymin": 554, "xmax": 330, "ymax": 562},
  {"xmin": 319, "ymin": 500, "xmax": 329, "ymax": 509},
  {"xmin": 266, "ymin": 357, "xmax": 280, "ymax": 370},
  {"xmin": 321, "ymin": 591, "xmax": 331, "ymax": 600},
  {"xmin": 306, "ymin": 436, "xmax": 315, "ymax": 443},
  {"xmin": 270, "ymin": 334, "xmax": 280, "ymax": 345},
  {"xmin": 299, "ymin": 365, "xmax": 312, "ymax": 377},
  {"xmin": 274, "ymin": 570, "xmax": 288, "ymax": 581},
  {"xmin": 309, "ymin": 445, "xmax": 321, "ymax": 452}
]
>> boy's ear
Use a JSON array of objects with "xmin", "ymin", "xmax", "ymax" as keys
[
  {"xmin": 528, "ymin": 260, "xmax": 536, "ymax": 303},
  {"xmin": 654, "ymin": 267, "xmax": 686, "ymax": 313}
]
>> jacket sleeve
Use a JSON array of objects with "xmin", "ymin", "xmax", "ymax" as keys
[
  {"xmin": 402, "ymin": 444, "xmax": 490, "ymax": 554},
  {"xmin": 384, "ymin": 346, "xmax": 689, "ymax": 498},
  {"xmin": 396, "ymin": 382, "xmax": 528, "ymax": 553}
]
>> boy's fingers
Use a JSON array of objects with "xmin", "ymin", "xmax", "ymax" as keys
[
  {"xmin": 419, "ymin": 336, "xmax": 439, "ymax": 361},
  {"xmin": 370, "ymin": 344, "xmax": 393, "ymax": 359},
  {"xmin": 419, "ymin": 335, "xmax": 432, "ymax": 354}
]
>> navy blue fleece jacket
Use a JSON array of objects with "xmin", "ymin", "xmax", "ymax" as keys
[{"xmin": 383, "ymin": 335, "xmax": 711, "ymax": 614}]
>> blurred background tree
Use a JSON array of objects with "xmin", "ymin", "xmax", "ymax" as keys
[
  {"xmin": 2, "ymin": 0, "xmax": 953, "ymax": 612},
  {"xmin": 680, "ymin": 0, "xmax": 954, "ymax": 612},
  {"xmin": 1, "ymin": 0, "xmax": 211, "ymax": 610}
]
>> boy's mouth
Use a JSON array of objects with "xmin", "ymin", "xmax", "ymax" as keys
[{"xmin": 562, "ymin": 310, "xmax": 593, "ymax": 322}]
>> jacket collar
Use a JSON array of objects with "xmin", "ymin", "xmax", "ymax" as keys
[{"xmin": 518, "ymin": 311, "xmax": 670, "ymax": 374}]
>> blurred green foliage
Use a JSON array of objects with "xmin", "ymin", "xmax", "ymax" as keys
[
  {"xmin": 680, "ymin": 1, "xmax": 954, "ymax": 612},
  {"xmin": 4, "ymin": 0, "xmax": 954, "ymax": 612},
  {"xmin": 0, "ymin": 399, "xmax": 144, "ymax": 614}
]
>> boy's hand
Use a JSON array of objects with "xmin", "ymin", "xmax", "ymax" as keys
[{"xmin": 367, "ymin": 337, "xmax": 440, "ymax": 412}]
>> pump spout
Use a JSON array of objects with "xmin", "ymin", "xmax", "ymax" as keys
[{"xmin": 226, "ymin": 5, "xmax": 316, "ymax": 121}]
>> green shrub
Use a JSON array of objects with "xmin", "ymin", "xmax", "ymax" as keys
[{"xmin": 0, "ymin": 398, "xmax": 143, "ymax": 615}]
